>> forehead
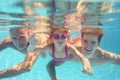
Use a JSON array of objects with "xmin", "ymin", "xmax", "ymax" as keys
[
  {"xmin": 82, "ymin": 34, "xmax": 98, "ymax": 41},
  {"xmin": 10, "ymin": 29, "xmax": 27, "ymax": 36},
  {"xmin": 53, "ymin": 31, "xmax": 67, "ymax": 34},
  {"xmin": 53, "ymin": 30, "xmax": 68, "ymax": 34}
]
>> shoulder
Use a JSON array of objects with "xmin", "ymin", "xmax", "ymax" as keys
[
  {"xmin": 67, "ymin": 43, "xmax": 78, "ymax": 52},
  {"xmin": 96, "ymin": 47, "xmax": 114, "ymax": 57},
  {"xmin": 70, "ymin": 37, "xmax": 81, "ymax": 47},
  {"xmin": 70, "ymin": 37, "xmax": 81, "ymax": 44},
  {"xmin": 97, "ymin": 47, "xmax": 113, "ymax": 54}
]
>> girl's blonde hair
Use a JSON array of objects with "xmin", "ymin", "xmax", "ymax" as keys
[{"xmin": 51, "ymin": 28, "xmax": 70, "ymax": 34}]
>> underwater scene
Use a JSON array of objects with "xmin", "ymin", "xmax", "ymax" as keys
[{"xmin": 0, "ymin": 0, "xmax": 120, "ymax": 80}]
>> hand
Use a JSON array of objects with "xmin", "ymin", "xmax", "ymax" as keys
[
  {"xmin": 27, "ymin": 33, "xmax": 39, "ymax": 52},
  {"xmin": 27, "ymin": 32, "xmax": 50, "ymax": 52},
  {"xmin": 81, "ymin": 67, "xmax": 94, "ymax": 75}
]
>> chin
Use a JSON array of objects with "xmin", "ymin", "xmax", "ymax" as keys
[
  {"xmin": 57, "ymin": 43, "xmax": 65, "ymax": 47},
  {"xmin": 17, "ymin": 46, "xmax": 25, "ymax": 50},
  {"xmin": 58, "ymin": 44, "xmax": 64, "ymax": 47},
  {"xmin": 86, "ymin": 51, "xmax": 92, "ymax": 54},
  {"xmin": 84, "ymin": 49, "xmax": 93, "ymax": 54}
]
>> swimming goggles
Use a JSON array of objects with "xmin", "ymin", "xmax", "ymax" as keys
[{"xmin": 52, "ymin": 33, "xmax": 69, "ymax": 39}]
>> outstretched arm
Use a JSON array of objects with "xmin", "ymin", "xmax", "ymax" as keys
[
  {"xmin": 0, "ymin": 52, "xmax": 40, "ymax": 79},
  {"xmin": 98, "ymin": 48, "xmax": 120, "ymax": 64},
  {"xmin": 67, "ymin": 43, "xmax": 93, "ymax": 75},
  {"xmin": 0, "ymin": 37, "xmax": 12, "ymax": 51}
]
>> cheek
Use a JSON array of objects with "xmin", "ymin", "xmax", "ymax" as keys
[
  {"xmin": 19, "ymin": 38, "xmax": 28, "ymax": 45},
  {"xmin": 92, "ymin": 44, "xmax": 98, "ymax": 49},
  {"xmin": 12, "ymin": 40, "xmax": 18, "ymax": 47},
  {"xmin": 23, "ymin": 39, "xmax": 29, "ymax": 44},
  {"xmin": 81, "ymin": 41, "xmax": 85, "ymax": 46}
]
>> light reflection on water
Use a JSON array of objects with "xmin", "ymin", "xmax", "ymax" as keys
[
  {"xmin": 0, "ymin": 0, "xmax": 120, "ymax": 30},
  {"xmin": 0, "ymin": 0, "xmax": 120, "ymax": 80}
]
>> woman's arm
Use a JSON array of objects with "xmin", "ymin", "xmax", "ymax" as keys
[
  {"xmin": 0, "ymin": 37, "xmax": 12, "ymax": 51},
  {"xmin": 0, "ymin": 52, "xmax": 40, "ymax": 79}
]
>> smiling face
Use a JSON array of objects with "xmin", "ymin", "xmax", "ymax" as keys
[
  {"xmin": 52, "ymin": 28, "xmax": 70, "ymax": 47},
  {"xmin": 80, "ymin": 28, "xmax": 103, "ymax": 55},
  {"xmin": 52, "ymin": 32, "xmax": 69, "ymax": 47},
  {"xmin": 81, "ymin": 33, "xmax": 99, "ymax": 55},
  {"xmin": 10, "ymin": 28, "xmax": 30, "ymax": 51}
]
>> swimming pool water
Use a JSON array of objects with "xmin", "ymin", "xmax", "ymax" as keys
[
  {"xmin": 0, "ymin": 28, "xmax": 120, "ymax": 80},
  {"xmin": 0, "ymin": 0, "xmax": 120, "ymax": 80}
]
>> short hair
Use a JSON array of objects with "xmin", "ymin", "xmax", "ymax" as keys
[{"xmin": 81, "ymin": 27, "xmax": 103, "ymax": 43}]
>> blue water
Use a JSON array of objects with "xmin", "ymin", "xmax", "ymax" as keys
[{"xmin": 0, "ymin": 0, "xmax": 120, "ymax": 80}]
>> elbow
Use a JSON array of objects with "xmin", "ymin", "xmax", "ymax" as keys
[
  {"xmin": 23, "ymin": 67, "xmax": 31, "ymax": 72},
  {"xmin": 24, "ymin": 66, "xmax": 32, "ymax": 72},
  {"xmin": 20, "ymin": 64, "xmax": 33, "ymax": 72}
]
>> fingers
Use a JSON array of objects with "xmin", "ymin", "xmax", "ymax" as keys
[{"xmin": 81, "ymin": 67, "xmax": 94, "ymax": 75}]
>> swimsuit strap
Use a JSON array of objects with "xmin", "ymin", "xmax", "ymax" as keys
[{"xmin": 51, "ymin": 44, "xmax": 69, "ymax": 61}]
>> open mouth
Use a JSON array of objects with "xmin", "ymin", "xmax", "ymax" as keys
[
  {"xmin": 84, "ymin": 48, "xmax": 93, "ymax": 52},
  {"xmin": 58, "ymin": 42, "xmax": 63, "ymax": 44}
]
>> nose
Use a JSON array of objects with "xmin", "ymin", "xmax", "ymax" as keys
[
  {"xmin": 17, "ymin": 38, "xmax": 25, "ymax": 45},
  {"xmin": 18, "ymin": 39, "xmax": 22, "ymax": 43},
  {"xmin": 85, "ymin": 42, "xmax": 91, "ymax": 48}
]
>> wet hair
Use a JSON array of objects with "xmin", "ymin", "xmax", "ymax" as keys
[
  {"xmin": 51, "ymin": 28, "xmax": 70, "ymax": 34},
  {"xmin": 9, "ymin": 27, "xmax": 33, "ymax": 33},
  {"xmin": 81, "ymin": 27, "xmax": 103, "ymax": 43}
]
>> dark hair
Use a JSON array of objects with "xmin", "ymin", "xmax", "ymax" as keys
[{"xmin": 81, "ymin": 27, "xmax": 103, "ymax": 43}]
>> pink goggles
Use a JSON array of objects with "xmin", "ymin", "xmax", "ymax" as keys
[{"xmin": 52, "ymin": 33, "xmax": 69, "ymax": 39}]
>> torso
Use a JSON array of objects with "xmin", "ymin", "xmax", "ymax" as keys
[
  {"xmin": 89, "ymin": 48, "xmax": 111, "ymax": 66},
  {"xmin": 70, "ymin": 46, "xmax": 109, "ymax": 66},
  {"xmin": 50, "ymin": 44, "xmax": 70, "ymax": 62}
]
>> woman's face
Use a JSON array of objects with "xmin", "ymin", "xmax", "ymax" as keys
[
  {"xmin": 10, "ymin": 29, "xmax": 29, "ymax": 50},
  {"xmin": 52, "ymin": 31, "xmax": 69, "ymax": 47}
]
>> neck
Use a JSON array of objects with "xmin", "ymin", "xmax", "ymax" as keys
[{"xmin": 82, "ymin": 49, "xmax": 95, "ymax": 58}]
